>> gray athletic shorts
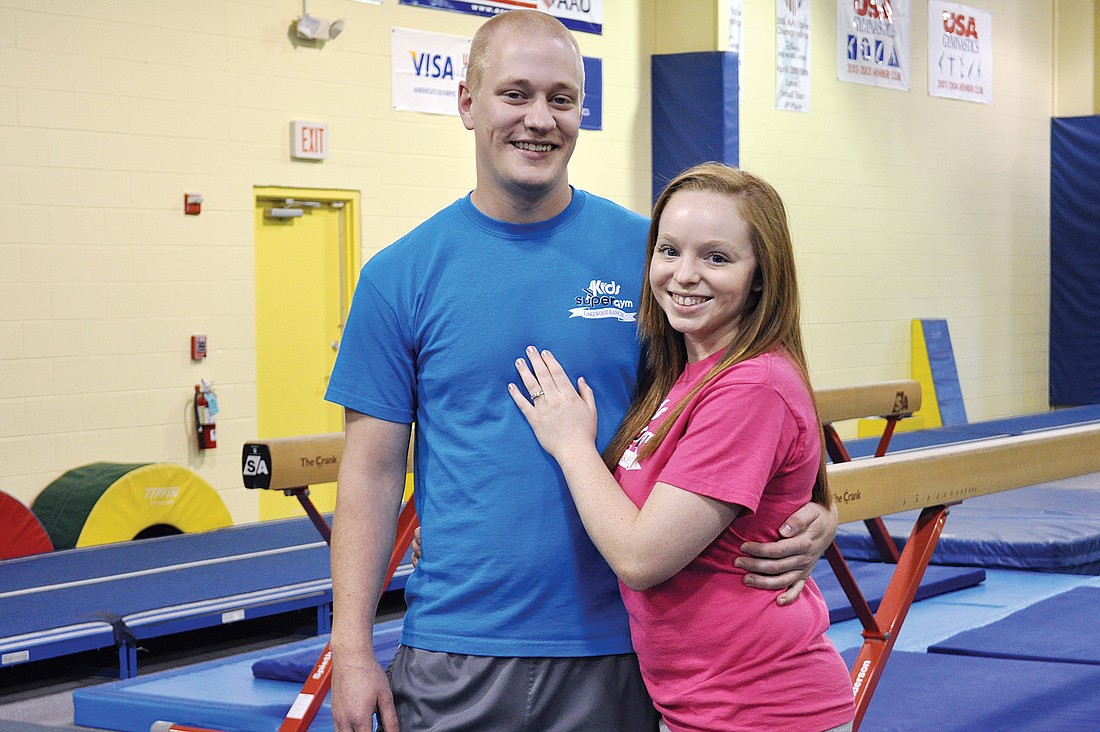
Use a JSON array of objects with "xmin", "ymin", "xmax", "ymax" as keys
[{"xmin": 385, "ymin": 644, "xmax": 659, "ymax": 732}]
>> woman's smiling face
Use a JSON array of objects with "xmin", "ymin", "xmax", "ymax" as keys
[{"xmin": 648, "ymin": 189, "xmax": 761, "ymax": 363}]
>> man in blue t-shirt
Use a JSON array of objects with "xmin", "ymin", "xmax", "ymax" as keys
[{"xmin": 325, "ymin": 10, "xmax": 838, "ymax": 732}]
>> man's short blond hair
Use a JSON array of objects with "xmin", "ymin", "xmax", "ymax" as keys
[{"xmin": 465, "ymin": 10, "xmax": 584, "ymax": 98}]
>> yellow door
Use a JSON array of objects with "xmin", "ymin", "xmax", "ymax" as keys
[{"xmin": 254, "ymin": 188, "xmax": 359, "ymax": 520}]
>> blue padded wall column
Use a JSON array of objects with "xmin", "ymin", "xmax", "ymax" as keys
[
  {"xmin": 1050, "ymin": 116, "xmax": 1100, "ymax": 406},
  {"xmin": 651, "ymin": 52, "xmax": 739, "ymax": 202}
]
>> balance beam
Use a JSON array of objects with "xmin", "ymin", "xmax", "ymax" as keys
[
  {"xmin": 827, "ymin": 422, "xmax": 1100, "ymax": 729},
  {"xmin": 241, "ymin": 431, "xmax": 416, "ymax": 492},
  {"xmin": 816, "ymin": 380, "xmax": 922, "ymax": 563},
  {"xmin": 237, "ymin": 433, "xmax": 418, "ymax": 732},
  {"xmin": 830, "ymin": 422, "xmax": 1100, "ymax": 523},
  {"xmin": 816, "ymin": 380, "xmax": 921, "ymax": 426},
  {"xmin": 241, "ymin": 433, "xmax": 344, "ymax": 491},
  {"xmin": 235, "ymin": 383, "xmax": 919, "ymax": 492}
]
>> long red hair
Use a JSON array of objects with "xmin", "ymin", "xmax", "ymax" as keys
[{"xmin": 603, "ymin": 163, "xmax": 830, "ymax": 508}]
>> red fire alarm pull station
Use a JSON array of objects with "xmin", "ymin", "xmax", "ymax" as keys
[
  {"xmin": 191, "ymin": 335, "xmax": 207, "ymax": 360},
  {"xmin": 184, "ymin": 193, "xmax": 203, "ymax": 215}
]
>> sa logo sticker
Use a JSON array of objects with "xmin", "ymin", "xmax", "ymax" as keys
[{"xmin": 242, "ymin": 445, "xmax": 273, "ymax": 489}]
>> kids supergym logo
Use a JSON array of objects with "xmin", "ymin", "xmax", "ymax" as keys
[{"xmin": 569, "ymin": 278, "xmax": 636, "ymax": 322}]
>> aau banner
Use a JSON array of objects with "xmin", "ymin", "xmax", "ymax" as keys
[{"xmin": 398, "ymin": 1, "xmax": 603, "ymax": 35}]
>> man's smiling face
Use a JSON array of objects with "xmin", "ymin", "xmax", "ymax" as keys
[{"xmin": 458, "ymin": 26, "xmax": 583, "ymax": 219}]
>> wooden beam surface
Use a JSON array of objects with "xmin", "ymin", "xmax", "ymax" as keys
[
  {"xmin": 830, "ymin": 423, "xmax": 1100, "ymax": 522},
  {"xmin": 816, "ymin": 380, "xmax": 922, "ymax": 425}
]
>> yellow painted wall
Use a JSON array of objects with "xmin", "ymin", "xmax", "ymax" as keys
[
  {"xmin": 0, "ymin": 1, "xmax": 657, "ymax": 523},
  {"xmin": 738, "ymin": 0, "xmax": 1054, "ymax": 437},
  {"xmin": 0, "ymin": 0, "xmax": 1063, "ymax": 514},
  {"xmin": 1053, "ymin": 0, "xmax": 1097, "ymax": 115}
]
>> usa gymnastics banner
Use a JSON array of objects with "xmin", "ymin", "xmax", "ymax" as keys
[
  {"xmin": 837, "ymin": 0, "xmax": 909, "ymax": 91},
  {"xmin": 928, "ymin": 1, "xmax": 992, "ymax": 104},
  {"xmin": 398, "ymin": 0, "xmax": 603, "ymax": 35}
]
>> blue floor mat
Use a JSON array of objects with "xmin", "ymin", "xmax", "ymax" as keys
[
  {"xmin": 251, "ymin": 619, "xmax": 402, "ymax": 683},
  {"xmin": 245, "ymin": 562, "xmax": 985, "ymax": 684},
  {"xmin": 74, "ymin": 640, "xmax": 337, "ymax": 731},
  {"xmin": 842, "ymin": 648, "xmax": 1100, "ymax": 731},
  {"xmin": 74, "ymin": 573, "xmax": 1096, "ymax": 732},
  {"xmin": 812, "ymin": 561, "xmax": 985, "ymax": 624},
  {"xmin": 928, "ymin": 586, "xmax": 1100, "ymax": 664}
]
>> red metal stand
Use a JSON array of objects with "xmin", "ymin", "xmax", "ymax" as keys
[
  {"xmin": 157, "ymin": 492, "xmax": 419, "ymax": 732},
  {"xmin": 845, "ymin": 504, "xmax": 951, "ymax": 729},
  {"xmin": 277, "ymin": 497, "xmax": 418, "ymax": 732},
  {"xmin": 823, "ymin": 414, "xmax": 950, "ymax": 730}
]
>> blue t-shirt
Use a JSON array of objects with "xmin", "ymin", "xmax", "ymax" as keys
[{"xmin": 326, "ymin": 190, "xmax": 649, "ymax": 656}]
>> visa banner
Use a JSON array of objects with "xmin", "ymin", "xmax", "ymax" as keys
[
  {"xmin": 391, "ymin": 26, "xmax": 602, "ymax": 126},
  {"xmin": 391, "ymin": 27, "xmax": 471, "ymax": 116}
]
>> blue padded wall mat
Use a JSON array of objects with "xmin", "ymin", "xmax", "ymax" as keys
[
  {"xmin": 841, "ymin": 648, "xmax": 1100, "ymax": 731},
  {"xmin": 834, "ymin": 478, "xmax": 1100, "ymax": 574},
  {"xmin": 918, "ymin": 319, "xmax": 967, "ymax": 426},
  {"xmin": 812, "ymin": 561, "xmax": 985, "ymax": 624},
  {"xmin": 1051, "ymin": 115, "xmax": 1100, "ymax": 407},
  {"xmin": 928, "ymin": 586, "xmax": 1100, "ymax": 664},
  {"xmin": 651, "ymin": 51, "xmax": 738, "ymax": 201}
]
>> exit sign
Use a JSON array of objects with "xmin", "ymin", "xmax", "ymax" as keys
[{"xmin": 291, "ymin": 120, "xmax": 328, "ymax": 160}]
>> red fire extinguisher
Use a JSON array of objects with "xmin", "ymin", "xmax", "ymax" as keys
[{"xmin": 194, "ymin": 380, "xmax": 218, "ymax": 450}]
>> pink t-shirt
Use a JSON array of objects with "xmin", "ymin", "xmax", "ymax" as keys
[{"xmin": 615, "ymin": 350, "xmax": 854, "ymax": 732}]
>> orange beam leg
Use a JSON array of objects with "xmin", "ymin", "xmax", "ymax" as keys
[
  {"xmin": 849, "ymin": 504, "xmax": 950, "ymax": 730},
  {"xmin": 278, "ymin": 497, "xmax": 419, "ymax": 732},
  {"xmin": 156, "ymin": 494, "xmax": 419, "ymax": 732}
]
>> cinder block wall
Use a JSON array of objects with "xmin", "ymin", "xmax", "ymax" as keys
[
  {"xmin": 0, "ymin": 0, "xmax": 1057, "ymax": 524},
  {"xmin": 738, "ymin": 0, "xmax": 1052, "ymax": 423},
  {"xmin": 0, "ymin": 1, "xmax": 654, "ymax": 521}
]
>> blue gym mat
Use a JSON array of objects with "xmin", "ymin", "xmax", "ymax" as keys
[
  {"xmin": 812, "ymin": 561, "xmax": 985, "ymax": 624},
  {"xmin": 73, "ymin": 571, "xmax": 1095, "ymax": 732},
  {"xmin": 245, "ymin": 561, "xmax": 984, "ymax": 683},
  {"xmin": 927, "ymin": 585, "xmax": 1100, "ymax": 665},
  {"xmin": 841, "ymin": 648, "xmax": 1100, "ymax": 731},
  {"xmin": 72, "ymin": 620, "xmax": 401, "ymax": 732},
  {"xmin": 74, "ymin": 637, "xmax": 338, "ymax": 731},
  {"xmin": 834, "ymin": 477, "xmax": 1100, "ymax": 574},
  {"xmin": 1, "ymin": 514, "xmax": 413, "ymax": 676},
  {"xmin": 842, "ymin": 403, "xmax": 1100, "ymax": 459},
  {"xmin": 251, "ymin": 620, "xmax": 402, "ymax": 683}
]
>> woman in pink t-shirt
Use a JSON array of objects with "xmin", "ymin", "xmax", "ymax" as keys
[{"xmin": 509, "ymin": 163, "xmax": 856, "ymax": 732}]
